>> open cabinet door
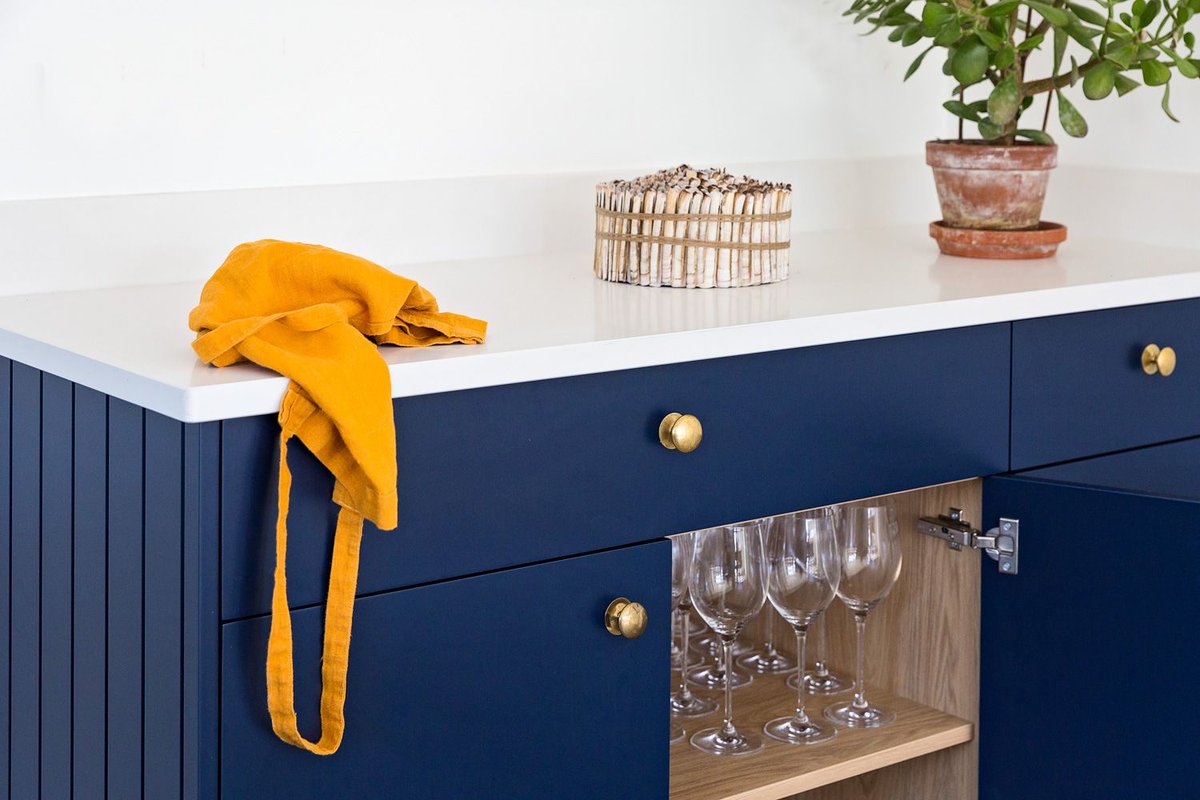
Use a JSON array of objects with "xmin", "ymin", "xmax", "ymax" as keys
[{"xmin": 981, "ymin": 439, "xmax": 1200, "ymax": 800}]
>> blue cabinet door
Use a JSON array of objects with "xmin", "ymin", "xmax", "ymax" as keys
[
  {"xmin": 981, "ymin": 440, "xmax": 1200, "ymax": 800},
  {"xmin": 222, "ymin": 539, "xmax": 671, "ymax": 800}
]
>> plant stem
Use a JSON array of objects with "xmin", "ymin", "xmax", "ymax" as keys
[
  {"xmin": 958, "ymin": 89, "xmax": 964, "ymax": 142},
  {"xmin": 1041, "ymin": 90, "xmax": 1054, "ymax": 132}
]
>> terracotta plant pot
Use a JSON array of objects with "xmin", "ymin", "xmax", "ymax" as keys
[{"xmin": 926, "ymin": 140, "xmax": 1057, "ymax": 231}]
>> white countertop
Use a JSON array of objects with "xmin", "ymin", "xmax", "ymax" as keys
[{"xmin": 2, "ymin": 225, "xmax": 1199, "ymax": 423}]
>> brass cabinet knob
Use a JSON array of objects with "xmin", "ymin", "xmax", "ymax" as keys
[
  {"xmin": 604, "ymin": 597, "xmax": 648, "ymax": 639},
  {"xmin": 658, "ymin": 412, "xmax": 703, "ymax": 453},
  {"xmin": 1142, "ymin": 344, "xmax": 1177, "ymax": 377}
]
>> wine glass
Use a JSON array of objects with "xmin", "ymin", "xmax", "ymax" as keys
[
  {"xmin": 764, "ymin": 507, "xmax": 841, "ymax": 744},
  {"xmin": 738, "ymin": 515, "xmax": 797, "ymax": 675},
  {"xmin": 824, "ymin": 501, "xmax": 903, "ymax": 729},
  {"xmin": 669, "ymin": 532, "xmax": 717, "ymax": 720},
  {"xmin": 688, "ymin": 521, "xmax": 768, "ymax": 756}
]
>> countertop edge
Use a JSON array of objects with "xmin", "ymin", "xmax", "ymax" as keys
[{"xmin": 5, "ymin": 271, "xmax": 1197, "ymax": 423}]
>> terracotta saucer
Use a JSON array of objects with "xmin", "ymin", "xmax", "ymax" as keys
[{"xmin": 929, "ymin": 220, "xmax": 1067, "ymax": 260}]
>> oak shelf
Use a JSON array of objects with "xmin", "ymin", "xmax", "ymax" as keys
[{"xmin": 669, "ymin": 674, "xmax": 973, "ymax": 800}]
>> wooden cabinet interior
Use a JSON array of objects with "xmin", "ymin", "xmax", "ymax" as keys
[{"xmin": 670, "ymin": 480, "xmax": 981, "ymax": 800}]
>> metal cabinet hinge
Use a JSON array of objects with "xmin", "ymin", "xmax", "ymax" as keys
[{"xmin": 916, "ymin": 508, "xmax": 1019, "ymax": 575}]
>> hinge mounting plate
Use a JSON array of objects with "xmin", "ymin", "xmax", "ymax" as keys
[{"xmin": 916, "ymin": 508, "xmax": 1019, "ymax": 575}]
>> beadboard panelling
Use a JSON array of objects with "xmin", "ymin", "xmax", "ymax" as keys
[{"xmin": 1, "ymin": 361, "xmax": 220, "ymax": 800}]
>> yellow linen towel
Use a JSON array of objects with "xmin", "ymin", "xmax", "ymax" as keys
[{"xmin": 189, "ymin": 239, "xmax": 486, "ymax": 754}]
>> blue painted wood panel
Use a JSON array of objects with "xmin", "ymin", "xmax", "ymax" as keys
[
  {"xmin": 40, "ymin": 374, "xmax": 73, "ymax": 799},
  {"xmin": 0, "ymin": 361, "xmax": 220, "ymax": 800},
  {"xmin": 983, "ymin": 466, "xmax": 1200, "ymax": 799},
  {"xmin": 73, "ymin": 386, "xmax": 108, "ymax": 800},
  {"xmin": 145, "ymin": 411, "xmax": 183, "ymax": 800},
  {"xmin": 182, "ymin": 421, "xmax": 221, "ymax": 800},
  {"xmin": 222, "ymin": 540, "xmax": 671, "ymax": 800},
  {"xmin": 10, "ymin": 363, "xmax": 41, "ymax": 799},
  {"xmin": 223, "ymin": 323, "xmax": 1011, "ymax": 620},
  {"xmin": 1011, "ymin": 298, "xmax": 1200, "ymax": 469},
  {"xmin": 1017, "ymin": 436, "xmax": 1200, "ymax": 501},
  {"xmin": 107, "ymin": 397, "xmax": 143, "ymax": 800},
  {"xmin": 0, "ymin": 358, "xmax": 10, "ymax": 800}
]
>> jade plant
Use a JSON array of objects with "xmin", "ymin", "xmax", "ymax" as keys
[{"xmin": 847, "ymin": 0, "xmax": 1200, "ymax": 144}]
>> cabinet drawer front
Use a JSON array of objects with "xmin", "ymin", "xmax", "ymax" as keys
[
  {"xmin": 221, "ymin": 540, "xmax": 670, "ymax": 800},
  {"xmin": 1011, "ymin": 299, "xmax": 1200, "ymax": 469},
  {"xmin": 222, "ymin": 324, "xmax": 1010, "ymax": 619}
]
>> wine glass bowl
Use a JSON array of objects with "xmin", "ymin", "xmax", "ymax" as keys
[
  {"xmin": 688, "ymin": 521, "xmax": 768, "ymax": 756},
  {"xmin": 763, "ymin": 509, "xmax": 841, "ymax": 745}
]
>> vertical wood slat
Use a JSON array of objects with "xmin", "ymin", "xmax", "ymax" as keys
[
  {"xmin": 0, "ymin": 358, "xmax": 10, "ymax": 800},
  {"xmin": 107, "ymin": 398, "xmax": 143, "ymax": 800},
  {"xmin": 145, "ymin": 412, "xmax": 183, "ymax": 800},
  {"xmin": 73, "ymin": 386, "xmax": 107, "ymax": 800},
  {"xmin": 41, "ymin": 374, "xmax": 74, "ymax": 799},
  {"xmin": 10, "ymin": 363, "xmax": 40, "ymax": 799},
  {"xmin": 183, "ymin": 422, "xmax": 220, "ymax": 800}
]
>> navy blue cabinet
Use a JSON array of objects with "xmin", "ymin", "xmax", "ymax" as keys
[
  {"xmin": 222, "ymin": 324, "xmax": 1010, "ymax": 621},
  {"xmin": 222, "ymin": 540, "xmax": 671, "ymax": 800},
  {"xmin": 981, "ymin": 440, "xmax": 1200, "ymax": 800},
  {"xmin": 3, "ymin": 297, "xmax": 1199, "ymax": 800},
  {"xmin": 1011, "ymin": 299, "xmax": 1200, "ymax": 469}
]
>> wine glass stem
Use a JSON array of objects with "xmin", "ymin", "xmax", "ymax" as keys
[
  {"xmin": 853, "ymin": 611, "xmax": 869, "ymax": 710},
  {"xmin": 678, "ymin": 604, "xmax": 693, "ymax": 702},
  {"xmin": 793, "ymin": 626, "xmax": 810, "ymax": 726},
  {"xmin": 720, "ymin": 636, "xmax": 736, "ymax": 738},
  {"xmin": 814, "ymin": 612, "xmax": 830, "ymax": 678},
  {"xmin": 764, "ymin": 611, "xmax": 776, "ymax": 657}
]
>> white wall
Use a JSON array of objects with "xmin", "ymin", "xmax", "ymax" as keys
[
  {"xmin": 0, "ymin": 0, "xmax": 1196, "ymax": 296},
  {"xmin": 0, "ymin": 0, "xmax": 954, "ymax": 200}
]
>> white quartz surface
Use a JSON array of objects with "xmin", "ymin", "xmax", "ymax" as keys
[{"xmin": 2, "ymin": 225, "xmax": 1199, "ymax": 423}]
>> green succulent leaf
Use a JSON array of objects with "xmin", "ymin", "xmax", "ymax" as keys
[
  {"xmin": 1057, "ymin": 91, "xmax": 1089, "ymax": 137},
  {"xmin": 1083, "ymin": 61, "xmax": 1119, "ymax": 99},
  {"xmin": 978, "ymin": 118, "xmax": 1005, "ymax": 140},
  {"xmin": 922, "ymin": 1, "xmax": 953, "ymax": 29},
  {"xmin": 1022, "ymin": 0, "xmax": 1071, "ymax": 26},
  {"xmin": 1162, "ymin": 82, "xmax": 1182, "ymax": 121},
  {"xmin": 1053, "ymin": 26, "xmax": 1068, "ymax": 74},
  {"xmin": 952, "ymin": 36, "xmax": 990, "ymax": 86},
  {"xmin": 1018, "ymin": 33, "xmax": 1046, "ymax": 51},
  {"xmin": 982, "ymin": 0, "xmax": 1021, "ymax": 17},
  {"xmin": 943, "ymin": 99, "xmax": 982, "ymax": 122},
  {"xmin": 902, "ymin": 24, "xmax": 925, "ymax": 46},
  {"xmin": 1163, "ymin": 46, "xmax": 1200, "ymax": 78},
  {"xmin": 1142, "ymin": 59, "xmax": 1172, "ymax": 85},
  {"xmin": 995, "ymin": 46, "xmax": 1017, "ymax": 69},
  {"xmin": 934, "ymin": 22, "xmax": 963, "ymax": 45},
  {"xmin": 977, "ymin": 29, "xmax": 1005, "ymax": 51},
  {"xmin": 988, "ymin": 74, "xmax": 1022, "ymax": 126},
  {"xmin": 1016, "ymin": 129, "xmax": 1056, "ymax": 144},
  {"xmin": 905, "ymin": 44, "xmax": 937, "ymax": 80},
  {"xmin": 1066, "ymin": 3, "xmax": 1110, "ymax": 27},
  {"xmin": 1114, "ymin": 73, "xmax": 1142, "ymax": 96}
]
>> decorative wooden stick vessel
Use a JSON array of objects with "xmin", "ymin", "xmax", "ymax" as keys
[{"xmin": 595, "ymin": 165, "xmax": 791, "ymax": 288}]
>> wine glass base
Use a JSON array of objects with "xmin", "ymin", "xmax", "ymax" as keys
[
  {"xmin": 670, "ymin": 724, "xmax": 686, "ymax": 745},
  {"xmin": 737, "ymin": 650, "xmax": 796, "ymax": 675},
  {"xmin": 671, "ymin": 650, "xmax": 705, "ymax": 671},
  {"xmin": 763, "ymin": 716, "xmax": 837, "ymax": 745},
  {"xmin": 687, "ymin": 663, "xmax": 753, "ymax": 690},
  {"xmin": 670, "ymin": 691, "xmax": 718, "ymax": 718},
  {"xmin": 690, "ymin": 726, "xmax": 764, "ymax": 756},
  {"xmin": 824, "ymin": 700, "xmax": 896, "ymax": 729},
  {"xmin": 788, "ymin": 671, "xmax": 852, "ymax": 695}
]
